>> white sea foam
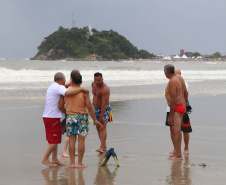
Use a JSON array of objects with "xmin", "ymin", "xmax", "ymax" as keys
[
  {"xmin": 1, "ymin": 60, "xmax": 226, "ymax": 100},
  {"xmin": 1, "ymin": 67, "xmax": 226, "ymax": 84}
]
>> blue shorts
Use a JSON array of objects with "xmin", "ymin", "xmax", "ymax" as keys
[
  {"xmin": 94, "ymin": 104, "xmax": 112, "ymax": 122},
  {"xmin": 66, "ymin": 114, "xmax": 89, "ymax": 137}
]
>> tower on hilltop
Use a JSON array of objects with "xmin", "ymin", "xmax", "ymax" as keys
[
  {"xmin": 72, "ymin": 12, "xmax": 76, "ymax": 28},
  {"xmin": 88, "ymin": 23, "xmax": 93, "ymax": 36}
]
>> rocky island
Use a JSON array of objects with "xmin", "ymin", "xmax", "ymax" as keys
[{"xmin": 31, "ymin": 26, "xmax": 154, "ymax": 61}]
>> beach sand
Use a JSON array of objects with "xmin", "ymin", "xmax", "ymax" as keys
[{"xmin": 1, "ymin": 94, "xmax": 226, "ymax": 185}]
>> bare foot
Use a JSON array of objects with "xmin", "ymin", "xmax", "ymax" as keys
[
  {"xmin": 52, "ymin": 159, "xmax": 65, "ymax": 166},
  {"xmin": 41, "ymin": 159, "xmax": 55, "ymax": 167},
  {"xmin": 96, "ymin": 148, "xmax": 103, "ymax": 154},
  {"xmin": 169, "ymin": 150, "xmax": 175, "ymax": 155},
  {"xmin": 169, "ymin": 153, "xmax": 175, "ymax": 157},
  {"xmin": 69, "ymin": 163, "xmax": 76, "ymax": 168},
  {"xmin": 169, "ymin": 151, "xmax": 175, "ymax": 157},
  {"xmin": 168, "ymin": 155, "xmax": 183, "ymax": 160},
  {"xmin": 103, "ymin": 148, "xmax": 108, "ymax": 151},
  {"xmin": 77, "ymin": 163, "xmax": 88, "ymax": 168},
  {"xmin": 61, "ymin": 152, "xmax": 70, "ymax": 158},
  {"xmin": 183, "ymin": 150, "xmax": 189, "ymax": 155}
]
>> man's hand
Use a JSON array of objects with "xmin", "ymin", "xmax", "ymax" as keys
[
  {"xmin": 99, "ymin": 116, "xmax": 105, "ymax": 124},
  {"xmin": 81, "ymin": 87, "xmax": 89, "ymax": 94},
  {"xmin": 168, "ymin": 115, "xmax": 174, "ymax": 126},
  {"xmin": 66, "ymin": 79, "xmax": 72, "ymax": 87},
  {"xmin": 94, "ymin": 120, "xmax": 103, "ymax": 128}
]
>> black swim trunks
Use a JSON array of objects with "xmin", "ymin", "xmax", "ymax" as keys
[{"xmin": 165, "ymin": 112, "xmax": 192, "ymax": 133}]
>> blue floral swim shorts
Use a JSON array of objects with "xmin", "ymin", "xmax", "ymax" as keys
[
  {"xmin": 66, "ymin": 114, "xmax": 89, "ymax": 137},
  {"xmin": 94, "ymin": 104, "xmax": 112, "ymax": 122}
]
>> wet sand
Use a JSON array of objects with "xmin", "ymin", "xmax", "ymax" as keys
[{"xmin": 1, "ymin": 94, "xmax": 226, "ymax": 184}]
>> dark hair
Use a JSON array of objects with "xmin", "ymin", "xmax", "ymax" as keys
[
  {"xmin": 94, "ymin": 72, "xmax": 102, "ymax": 78},
  {"xmin": 164, "ymin": 64, "xmax": 175, "ymax": 74},
  {"xmin": 71, "ymin": 70, "xmax": 82, "ymax": 84},
  {"xmin": 54, "ymin": 72, "xmax": 65, "ymax": 82}
]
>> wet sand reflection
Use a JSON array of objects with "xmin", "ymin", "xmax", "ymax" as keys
[
  {"xmin": 166, "ymin": 156, "xmax": 192, "ymax": 185},
  {"xmin": 94, "ymin": 153, "xmax": 120, "ymax": 185},
  {"xmin": 41, "ymin": 153, "xmax": 120, "ymax": 185},
  {"xmin": 41, "ymin": 166, "xmax": 65, "ymax": 185},
  {"xmin": 41, "ymin": 155, "xmax": 86, "ymax": 185}
]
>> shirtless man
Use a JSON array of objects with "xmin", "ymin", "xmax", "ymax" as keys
[
  {"xmin": 175, "ymin": 68, "xmax": 192, "ymax": 155},
  {"xmin": 164, "ymin": 64, "xmax": 188, "ymax": 160},
  {"xmin": 92, "ymin": 72, "xmax": 112, "ymax": 154},
  {"xmin": 59, "ymin": 70, "xmax": 102, "ymax": 168},
  {"xmin": 166, "ymin": 68, "xmax": 192, "ymax": 155}
]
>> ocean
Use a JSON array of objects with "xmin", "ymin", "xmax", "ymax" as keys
[
  {"xmin": 1, "ymin": 59, "xmax": 226, "ymax": 185},
  {"xmin": 1, "ymin": 59, "xmax": 226, "ymax": 101}
]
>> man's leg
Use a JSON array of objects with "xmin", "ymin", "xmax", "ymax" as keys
[
  {"xmin": 183, "ymin": 132, "xmax": 190, "ymax": 155},
  {"xmin": 61, "ymin": 137, "xmax": 70, "ymax": 157},
  {"xmin": 52, "ymin": 144, "xmax": 64, "ymax": 165},
  {"xmin": 169, "ymin": 126, "xmax": 176, "ymax": 155},
  {"xmin": 96, "ymin": 126, "xmax": 102, "ymax": 153},
  {"xmin": 69, "ymin": 134, "xmax": 77, "ymax": 168},
  {"xmin": 169, "ymin": 112, "xmax": 183, "ymax": 159},
  {"xmin": 77, "ymin": 134, "xmax": 87, "ymax": 168},
  {"xmin": 96, "ymin": 121, "xmax": 107, "ymax": 153},
  {"xmin": 41, "ymin": 144, "xmax": 56, "ymax": 166},
  {"xmin": 62, "ymin": 136, "xmax": 78, "ymax": 157}
]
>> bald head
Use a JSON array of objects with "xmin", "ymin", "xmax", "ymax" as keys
[{"xmin": 175, "ymin": 68, "xmax": 181, "ymax": 75}]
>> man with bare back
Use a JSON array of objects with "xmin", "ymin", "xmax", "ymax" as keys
[
  {"xmin": 164, "ymin": 64, "xmax": 188, "ymax": 160},
  {"xmin": 165, "ymin": 68, "xmax": 192, "ymax": 156},
  {"xmin": 59, "ymin": 70, "xmax": 102, "ymax": 168},
  {"xmin": 92, "ymin": 72, "xmax": 112, "ymax": 154}
]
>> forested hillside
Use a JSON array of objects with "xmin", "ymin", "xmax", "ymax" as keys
[{"xmin": 32, "ymin": 26, "xmax": 154, "ymax": 60}]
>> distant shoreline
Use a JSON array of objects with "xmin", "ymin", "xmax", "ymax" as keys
[
  {"xmin": 0, "ymin": 58, "xmax": 225, "ymax": 63},
  {"xmin": 29, "ymin": 58, "xmax": 226, "ymax": 63}
]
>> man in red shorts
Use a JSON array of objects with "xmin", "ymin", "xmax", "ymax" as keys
[
  {"xmin": 41, "ymin": 72, "xmax": 88, "ymax": 167},
  {"xmin": 164, "ymin": 64, "xmax": 188, "ymax": 160}
]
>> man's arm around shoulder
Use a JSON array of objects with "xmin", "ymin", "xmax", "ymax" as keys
[{"xmin": 65, "ymin": 87, "xmax": 89, "ymax": 96}]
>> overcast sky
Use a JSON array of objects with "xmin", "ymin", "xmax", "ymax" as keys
[{"xmin": 1, "ymin": 0, "xmax": 226, "ymax": 58}]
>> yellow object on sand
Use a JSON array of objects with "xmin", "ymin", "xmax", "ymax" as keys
[
  {"xmin": 100, "ymin": 148, "xmax": 120, "ymax": 167},
  {"xmin": 108, "ymin": 110, "xmax": 113, "ymax": 122},
  {"xmin": 113, "ymin": 157, "xmax": 120, "ymax": 166}
]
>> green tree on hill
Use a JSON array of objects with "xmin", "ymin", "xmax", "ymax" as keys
[
  {"xmin": 34, "ymin": 26, "xmax": 153, "ymax": 60},
  {"xmin": 138, "ymin": 49, "xmax": 155, "ymax": 59}
]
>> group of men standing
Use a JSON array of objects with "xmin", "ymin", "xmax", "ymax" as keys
[
  {"xmin": 41, "ymin": 70, "xmax": 111, "ymax": 168},
  {"xmin": 41, "ymin": 63, "xmax": 191, "ymax": 168}
]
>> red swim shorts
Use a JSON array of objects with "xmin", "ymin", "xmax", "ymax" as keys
[
  {"xmin": 174, "ymin": 104, "xmax": 186, "ymax": 114},
  {"xmin": 43, "ymin": 117, "xmax": 62, "ymax": 144}
]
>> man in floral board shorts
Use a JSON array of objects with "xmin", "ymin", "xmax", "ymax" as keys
[{"xmin": 59, "ymin": 70, "xmax": 102, "ymax": 168}]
